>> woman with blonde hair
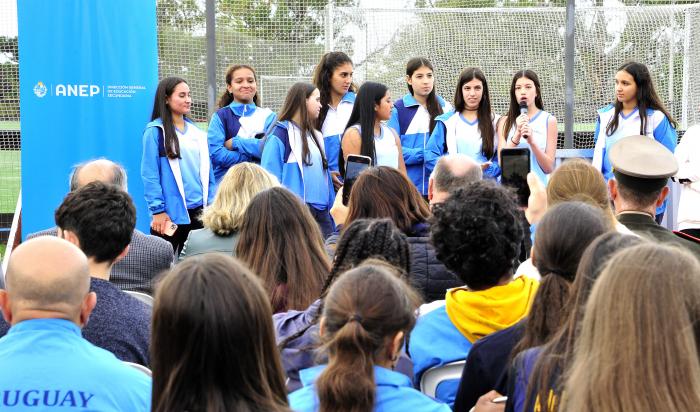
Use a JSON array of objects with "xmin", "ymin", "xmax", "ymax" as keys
[
  {"xmin": 517, "ymin": 159, "xmax": 631, "ymax": 278},
  {"xmin": 546, "ymin": 159, "xmax": 616, "ymax": 225},
  {"xmin": 179, "ymin": 163, "xmax": 279, "ymax": 261},
  {"xmin": 562, "ymin": 243, "xmax": 700, "ymax": 412}
]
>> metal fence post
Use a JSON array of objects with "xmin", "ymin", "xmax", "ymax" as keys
[
  {"xmin": 206, "ymin": 0, "xmax": 217, "ymax": 119},
  {"xmin": 564, "ymin": 0, "xmax": 575, "ymax": 149}
]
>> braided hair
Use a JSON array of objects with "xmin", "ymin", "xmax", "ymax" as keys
[{"xmin": 278, "ymin": 218, "xmax": 410, "ymax": 350}]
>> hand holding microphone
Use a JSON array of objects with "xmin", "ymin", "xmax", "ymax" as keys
[{"xmin": 518, "ymin": 100, "xmax": 530, "ymax": 140}]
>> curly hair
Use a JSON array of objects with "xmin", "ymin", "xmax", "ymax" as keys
[{"xmin": 430, "ymin": 180, "xmax": 523, "ymax": 289}]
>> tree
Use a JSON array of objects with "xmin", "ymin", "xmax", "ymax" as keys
[
  {"xmin": 0, "ymin": 36, "xmax": 19, "ymax": 121},
  {"xmin": 217, "ymin": 0, "xmax": 357, "ymax": 43}
]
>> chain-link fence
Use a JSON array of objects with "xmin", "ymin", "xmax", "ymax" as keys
[
  {"xmin": 0, "ymin": 0, "xmax": 20, "ymax": 258},
  {"xmin": 3, "ymin": 0, "xmax": 700, "ymax": 252}
]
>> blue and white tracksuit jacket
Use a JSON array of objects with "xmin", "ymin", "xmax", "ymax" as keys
[
  {"xmin": 141, "ymin": 118, "xmax": 216, "ymax": 225},
  {"xmin": 261, "ymin": 121, "xmax": 335, "ymax": 209},
  {"xmin": 207, "ymin": 101, "xmax": 276, "ymax": 183},
  {"xmin": 321, "ymin": 91, "xmax": 356, "ymax": 173},
  {"xmin": 424, "ymin": 110, "xmax": 501, "ymax": 180},
  {"xmin": 592, "ymin": 104, "xmax": 677, "ymax": 214},
  {"xmin": 388, "ymin": 93, "xmax": 452, "ymax": 195}
]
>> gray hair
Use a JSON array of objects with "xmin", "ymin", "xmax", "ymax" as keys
[
  {"xmin": 69, "ymin": 158, "xmax": 128, "ymax": 191},
  {"xmin": 432, "ymin": 154, "xmax": 483, "ymax": 193}
]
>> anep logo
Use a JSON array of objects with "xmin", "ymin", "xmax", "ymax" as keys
[
  {"xmin": 55, "ymin": 84, "xmax": 101, "ymax": 97},
  {"xmin": 33, "ymin": 82, "xmax": 47, "ymax": 98}
]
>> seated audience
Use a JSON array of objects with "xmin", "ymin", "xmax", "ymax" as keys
[
  {"xmin": 151, "ymin": 254, "xmax": 290, "ymax": 412},
  {"xmin": 236, "ymin": 187, "xmax": 330, "ymax": 313},
  {"xmin": 561, "ymin": 243, "xmax": 700, "ymax": 411},
  {"xmin": 453, "ymin": 202, "xmax": 609, "ymax": 411},
  {"xmin": 410, "ymin": 180, "xmax": 539, "ymax": 406},
  {"xmin": 288, "ymin": 264, "xmax": 449, "ymax": 412},
  {"xmin": 27, "ymin": 158, "xmax": 173, "ymax": 294},
  {"xmin": 517, "ymin": 158, "xmax": 632, "ymax": 280},
  {"xmin": 179, "ymin": 162, "xmax": 279, "ymax": 261},
  {"xmin": 330, "ymin": 166, "xmax": 461, "ymax": 302},
  {"xmin": 545, "ymin": 158, "xmax": 629, "ymax": 231},
  {"xmin": 0, "ymin": 182, "xmax": 152, "ymax": 365},
  {"xmin": 0, "ymin": 237, "xmax": 151, "ymax": 410},
  {"xmin": 608, "ymin": 135, "xmax": 700, "ymax": 258},
  {"xmin": 506, "ymin": 232, "xmax": 643, "ymax": 412},
  {"xmin": 427, "ymin": 153, "xmax": 483, "ymax": 207},
  {"xmin": 276, "ymin": 218, "xmax": 411, "ymax": 391}
]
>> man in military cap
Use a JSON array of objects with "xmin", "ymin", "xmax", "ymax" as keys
[{"xmin": 609, "ymin": 135, "xmax": 700, "ymax": 259}]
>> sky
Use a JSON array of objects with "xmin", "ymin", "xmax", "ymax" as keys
[{"xmin": 0, "ymin": 0, "xmax": 17, "ymax": 37}]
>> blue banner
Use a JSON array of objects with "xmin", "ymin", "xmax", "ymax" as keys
[{"xmin": 18, "ymin": 0, "xmax": 158, "ymax": 237}]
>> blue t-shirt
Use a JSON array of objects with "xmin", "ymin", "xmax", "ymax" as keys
[
  {"xmin": 302, "ymin": 135, "xmax": 329, "ymax": 209},
  {"xmin": 289, "ymin": 365, "xmax": 450, "ymax": 412},
  {"xmin": 0, "ymin": 318, "xmax": 151, "ymax": 410},
  {"xmin": 176, "ymin": 122, "xmax": 204, "ymax": 209}
]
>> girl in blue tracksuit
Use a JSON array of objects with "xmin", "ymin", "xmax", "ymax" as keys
[
  {"xmin": 425, "ymin": 67, "xmax": 501, "ymax": 180},
  {"xmin": 500, "ymin": 69, "xmax": 558, "ymax": 185},
  {"xmin": 261, "ymin": 82, "xmax": 335, "ymax": 238},
  {"xmin": 208, "ymin": 64, "xmax": 277, "ymax": 183},
  {"xmin": 288, "ymin": 265, "xmax": 450, "ymax": 412},
  {"xmin": 592, "ymin": 61, "xmax": 677, "ymax": 221},
  {"xmin": 312, "ymin": 51, "xmax": 356, "ymax": 188},
  {"xmin": 141, "ymin": 77, "xmax": 216, "ymax": 254},
  {"xmin": 339, "ymin": 82, "xmax": 407, "ymax": 177},
  {"xmin": 388, "ymin": 57, "xmax": 452, "ymax": 195}
]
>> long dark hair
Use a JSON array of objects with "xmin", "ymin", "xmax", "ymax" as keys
[
  {"xmin": 313, "ymin": 51, "xmax": 355, "ymax": 130},
  {"xmin": 339, "ymin": 81, "xmax": 389, "ymax": 175},
  {"xmin": 527, "ymin": 233, "xmax": 643, "ymax": 412},
  {"xmin": 151, "ymin": 254, "xmax": 290, "ymax": 412},
  {"xmin": 346, "ymin": 166, "xmax": 431, "ymax": 233},
  {"xmin": 315, "ymin": 264, "xmax": 421, "ymax": 412},
  {"xmin": 276, "ymin": 82, "xmax": 327, "ymax": 168},
  {"xmin": 235, "ymin": 187, "xmax": 330, "ymax": 313},
  {"xmin": 151, "ymin": 76, "xmax": 188, "ymax": 159},
  {"xmin": 454, "ymin": 67, "xmax": 496, "ymax": 158},
  {"xmin": 502, "ymin": 70, "xmax": 544, "ymax": 140},
  {"xmin": 406, "ymin": 57, "xmax": 443, "ymax": 134},
  {"xmin": 278, "ymin": 218, "xmax": 411, "ymax": 351},
  {"xmin": 511, "ymin": 202, "xmax": 608, "ymax": 359},
  {"xmin": 605, "ymin": 61, "xmax": 677, "ymax": 136},
  {"xmin": 218, "ymin": 64, "xmax": 259, "ymax": 108}
]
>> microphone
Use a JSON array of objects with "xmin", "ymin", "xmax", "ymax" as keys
[{"xmin": 519, "ymin": 101, "xmax": 529, "ymax": 140}]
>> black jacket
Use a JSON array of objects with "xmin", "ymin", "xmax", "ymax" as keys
[
  {"xmin": 324, "ymin": 222, "xmax": 461, "ymax": 303},
  {"xmin": 405, "ymin": 222, "xmax": 462, "ymax": 302}
]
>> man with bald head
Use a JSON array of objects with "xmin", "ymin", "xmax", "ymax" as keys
[
  {"xmin": 0, "ymin": 237, "xmax": 150, "ymax": 410},
  {"xmin": 427, "ymin": 153, "xmax": 483, "ymax": 207},
  {"xmin": 2, "ymin": 182, "xmax": 152, "ymax": 366},
  {"xmin": 28, "ymin": 158, "xmax": 173, "ymax": 294}
]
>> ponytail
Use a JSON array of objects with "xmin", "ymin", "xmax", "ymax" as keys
[
  {"xmin": 316, "ymin": 320, "xmax": 376, "ymax": 412},
  {"xmin": 314, "ymin": 264, "xmax": 421, "ymax": 412},
  {"xmin": 512, "ymin": 272, "xmax": 572, "ymax": 358}
]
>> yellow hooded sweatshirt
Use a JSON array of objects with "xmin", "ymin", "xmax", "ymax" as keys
[{"xmin": 445, "ymin": 275, "xmax": 539, "ymax": 343}]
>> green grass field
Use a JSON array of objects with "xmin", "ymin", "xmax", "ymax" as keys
[
  {"xmin": 0, "ymin": 121, "xmax": 20, "ymax": 131},
  {"xmin": 0, "ymin": 151, "xmax": 21, "ymax": 214}
]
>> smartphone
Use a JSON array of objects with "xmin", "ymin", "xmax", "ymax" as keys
[
  {"xmin": 163, "ymin": 222, "xmax": 178, "ymax": 237},
  {"xmin": 501, "ymin": 148, "xmax": 531, "ymax": 207},
  {"xmin": 342, "ymin": 154, "xmax": 372, "ymax": 205}
]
